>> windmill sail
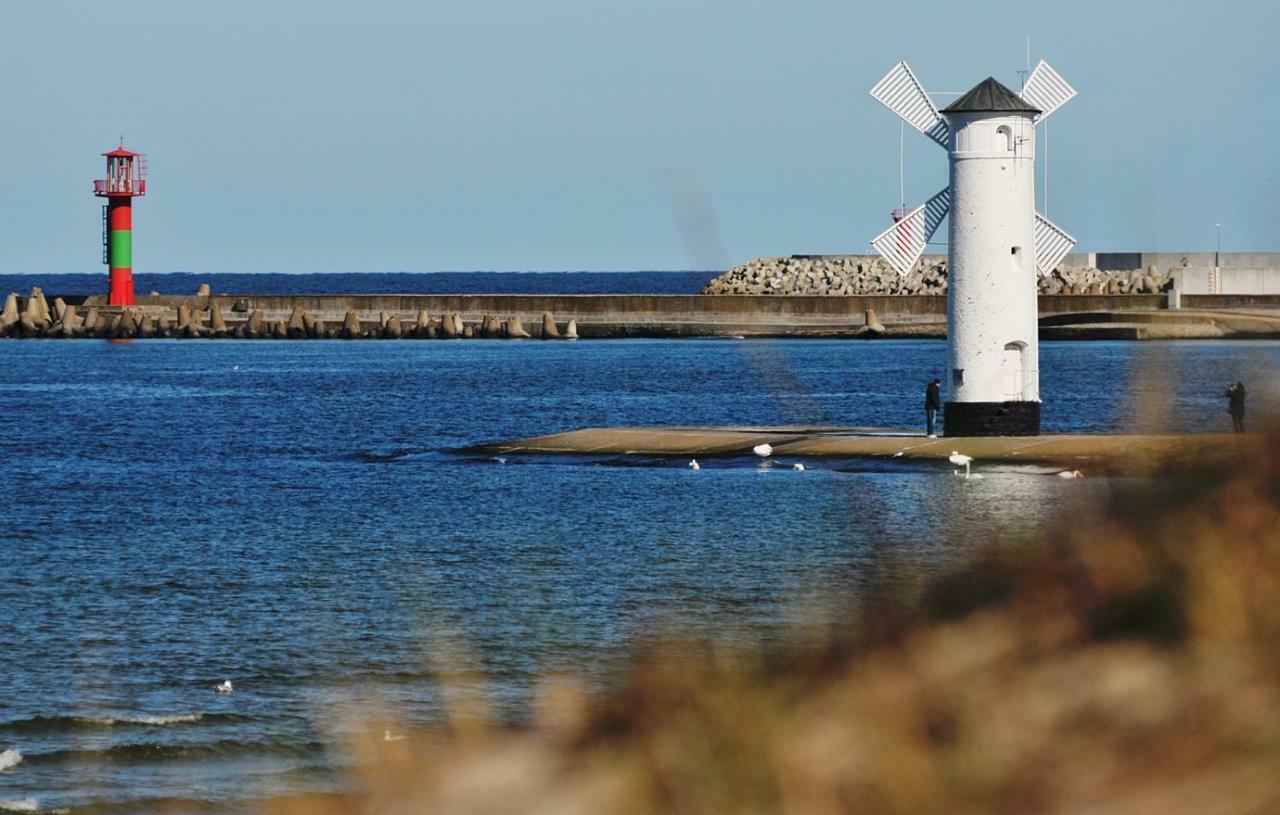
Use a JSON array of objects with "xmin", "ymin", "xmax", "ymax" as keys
[
  {"xmin": 870, "ymin": 188, "xmax": 951, "ymax": 277},
  {"xmin": 1034, "ymin": 212, "xmax": 1076, "ymax": 276},
  {"xmin": 869, "ymin": 61, "xmax": 949, "ymax": 148},
  {"xmin": 1019, "ymin": 60, "xmax": 1076, "ymax": 121}
]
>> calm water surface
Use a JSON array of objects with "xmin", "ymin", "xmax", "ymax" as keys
[{"xmin": 1, "ymin": 338, "xmax": 1276, "ymax": 814}]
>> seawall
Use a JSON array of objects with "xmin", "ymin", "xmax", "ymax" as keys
[{"xmin": 8, "ymin": 290, "xmax": 1280, "ymax": 340}]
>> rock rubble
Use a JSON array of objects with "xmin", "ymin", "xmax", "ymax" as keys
[{"xmin": 701, "ymin": 257, "xmax": 1176, "ymax": 296}]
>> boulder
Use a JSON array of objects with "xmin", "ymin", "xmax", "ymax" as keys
[
  {"xmin": 341, "ymin": 310, "xmax": 362, "ymax": 339},
  {"xmin": 17, "ymin": 314, "xmax": 41, "ymax": 338},
  {"xmin": 864, "ymin": 309, "xmax": 885, "ymax": 335},
  {"xmin": 564, "ymin": 319, "xmax": 578, "ymax": 340},
  {"xmin": 384, "ymin": 315, "xmax": 403, "ymax": 339},
  {"xmin": 541, "ymin": 312, "xmax": 561, "ymax": 339},
  {"xmin": 52, "ymin": 298, "xmax": 68, "ymax": 323},
  {"xmin": 245, "ymin": 310, "xmax": 266, "ymax": 338},
  {"xmin": 480, "ymin": 314, "xmax": 501, "ymax": 338},
  {"xmin": 155, "ymin": 316, "xmax": 173, "ymax": 338},
  {"xmin": 379, "ymin": 310, "xmax": 391, "ymax": 329},
  {"xmin": 117, "ymin": 309, "xmax": 137, "ymax": 338},
  {"xmin": 81, "ymin": 308, "xmax": 101, "ymax": 335},
  {"xmin": 462, "ymin": 324, "xmax": 474, "ymax": 338},
  {"xmin": 504, "ymin": 315, "xmax": 530, "ymax": 338},
  {"xmin": 29, "ymin": 288, "xmax": 51, "ymax": 324},
  {"xmin": 1, "ymin": 293, "xmax": 19, "ymax": 334},
  {"xmin": 177, "ymin": 304, "xmax": 194, "ymax": 330},
  {"xmin": 196, "ymin": 283, "xmax": 211, "ymax": 297},
  {"xmin": 273, "ymin": 320, "xmax": 289, "ymax": 339},
  {"xmin": 302, "ymin": 310, "xmax": 318, "ymax": 338},
  {"xmin": 22, "ymin": 293, "xmax": 48, "ymax": 329},
  {"xmin": 138, "ymin": 316, "xmax": 157, "ymax": 338},
  {"xmin": 439, "ymin": 312, "xmax": 460, "ymax": 339},
  {"xmin": 287, "ymin": 306, "xmax": 307, "ymax": 339},
  {"xmin": 57, "ymin": 305, "xmax": 82, "ymax": 338},
  {"xmin": 209, "ymin": 304, "xmax": 228, "ymax": 335}
]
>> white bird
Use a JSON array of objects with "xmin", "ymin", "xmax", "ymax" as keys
[
  {"xmin": 232, "ymin": 365, "xmax": 240, "ymax": 371},
  {"xmin": 948, "ymin": 451, "xmax": 974, "ymax": 479},
  {"xmin": 892, "ymin": 450, "xmax": 905, "ymax": 458},
  {"xmin": 215, "ymin": 680, "xmax": 233, "ymax": 693},
  {"xmin": 792, "ymin": 462, "xmax": 805, "ymax": 471},
  {"xmin": 688, "ymin": 459, "xmax": 700, "ymax": 471},
  {"xmin": 383, "ymin": 729, "xmax": 406, "ymax": 742},
  {"xmin": 1056, "ymin": 469, "xmax": 1083, "ymax": 479},
  {"xmin": 753, "ymin": 443, "xmax": 773, "ymax": 458}
]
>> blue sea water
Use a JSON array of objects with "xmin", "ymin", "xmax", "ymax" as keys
[
  {"xmin": 0, "ymin": 271, "xmax": 715, "ymax": 297},
  {"xmin": 1, "ymin": 338, "xmax": 1277, "ymax": 814}
]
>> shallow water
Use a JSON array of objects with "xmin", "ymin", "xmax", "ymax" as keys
[{"xmin": 1, "ymin": 338, "xmax": 1277, "ymax": 814}]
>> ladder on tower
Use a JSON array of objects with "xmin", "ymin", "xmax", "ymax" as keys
[{"xmin": 101, "ymin": 206, "xmax": 109, "ymax": 265}]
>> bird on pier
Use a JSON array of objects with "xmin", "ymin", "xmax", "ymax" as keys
[
  {"xmin": 949, "ymin": 451, "xmax": 974, "ymax": 479},
  {"xmin": 688, "ymin": 459, "xmax": 700, "ymax": 471},
  {"xmin": 753, "ymin": 443, "xmax": 773, "ymax": 458}
]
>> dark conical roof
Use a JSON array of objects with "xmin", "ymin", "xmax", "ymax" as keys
[{"xmin": 943, "ymin": 77, "xmax": 1040, "ymax": 115}]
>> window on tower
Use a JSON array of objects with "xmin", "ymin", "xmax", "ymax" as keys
[{"xmin": 996, "ymin": 125, "xmax": 1014, "ymax": 152}]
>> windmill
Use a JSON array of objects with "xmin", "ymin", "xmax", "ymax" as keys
[{"xmin": 868, "ymin": 59, "xmax": 1077, "ymax": 436}]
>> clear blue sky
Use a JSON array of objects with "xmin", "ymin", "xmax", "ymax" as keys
[{"xmin": 2, "ymin": 0, "xmax": 1276, "ymax": 273}]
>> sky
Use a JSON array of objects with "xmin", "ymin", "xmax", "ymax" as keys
[{"xmin": 1, "ymin": 0, "xmax": 1277, "ymax": 274}]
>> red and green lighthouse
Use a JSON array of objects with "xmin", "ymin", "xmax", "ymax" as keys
[{"xmin": 93, "ymin": 142, "xmax": 147, "ymax": 306}]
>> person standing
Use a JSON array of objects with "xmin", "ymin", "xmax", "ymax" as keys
[
  {"xmin": 925, "ymin": 378, "xmax": 942, "ymax": 438},
  {"xmin": 1225, "ymin": 381, "xmax": 1246, "ymax": 433}
]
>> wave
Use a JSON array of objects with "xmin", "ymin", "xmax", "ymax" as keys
[
  {"xmin": 0, "ymin": 749, "xmax": 22, "ymax": 771},
  {"xmin": 0, "ymin": 798, "xmax": 37, "ymax": 813},
  {"xmin": 23, "ymin": 736, "xmax": 326, "ymax": 766},
  {"xmin": 0, "ymin": 713, "xmax": 246, "ymax": 736}
]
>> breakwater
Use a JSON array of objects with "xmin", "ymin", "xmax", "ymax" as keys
[
  {"xmin": 4, "ymin": 287, "xmax": 1279, "ymax": 340},
  {"xmin": 702, "ymin": 255, "xmax": 1177, "ymax": 296}
]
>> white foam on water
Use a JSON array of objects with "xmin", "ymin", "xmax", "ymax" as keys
[
  {"xmin": 0, "ymin": 797, "xmax": 37, "ymax": 812},
  {"xmin": 86, "ymin": 713, "xmax": 203, "ymax": 726},
  {"xmin": 0, "ymin": 749, "xmax": 22, "ymax": 772}
]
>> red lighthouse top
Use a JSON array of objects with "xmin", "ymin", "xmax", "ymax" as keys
[{"xmin": 94, "ymin": 140, "xmax": 147, "ymax": 198}]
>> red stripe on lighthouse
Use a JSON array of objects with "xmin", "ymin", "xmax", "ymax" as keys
[{"xmin": 109, "ymin": 204, "xmax": 132, "ymax": 230}]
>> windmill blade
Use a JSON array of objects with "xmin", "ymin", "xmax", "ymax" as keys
[
  {"xmin": 870, "ymin": 188, "xmax": 952, "ymax": 277},
  {"xmin": 869, "ymin": 61, "xmax": 949, "ymax": 148},
  {"xmin": 1019, "ymin": 60, "xmax": 1076, "ymax": 121},
  {"xmin": 1034, "ymin": 212, "xmax": 1077, "ymax": 276}
]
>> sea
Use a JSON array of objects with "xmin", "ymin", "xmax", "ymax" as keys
[{"xmin": 2, "ymin": 273, "xmax": 1278, "ymax": 814}]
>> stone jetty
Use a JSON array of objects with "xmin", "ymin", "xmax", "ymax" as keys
[
  {"xmin": 0, "ymin": 286, "xmax": 585, "ymax": 341},
  {"xmin": 702, "ymin": 256, "xmax": 1176, "ymax": 296}
]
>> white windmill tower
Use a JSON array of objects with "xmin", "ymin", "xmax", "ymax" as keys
[{"xmin": 869, "ymin": 60, "xmax": 1076, "ymax": 436}]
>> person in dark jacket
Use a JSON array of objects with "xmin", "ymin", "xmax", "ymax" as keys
[
  {"xmin": 1225, "ymin": 381, "xmax": 1246, "ymax": 433},
  {"xmin": 925, "ymin": 378, "xmax": 942, "ymax": 437}
]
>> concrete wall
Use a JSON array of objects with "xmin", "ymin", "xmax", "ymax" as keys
[{"xmin": 1169, "ymin": 268, "xmax": 1280, "ymax": 295}]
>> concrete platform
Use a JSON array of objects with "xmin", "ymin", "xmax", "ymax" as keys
[{"xmin": 468, "ymin": 426, "xmax": 1252, "ymax": 473}]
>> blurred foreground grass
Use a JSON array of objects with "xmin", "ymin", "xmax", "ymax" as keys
[{"xmin": 269, "ymin": 435, "xmax": 1280, "ymax": 815}]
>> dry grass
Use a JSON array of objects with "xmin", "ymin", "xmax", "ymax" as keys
[{"xmin": 267, "ymin": 435, "xmax": 1280, "ymax": 815}]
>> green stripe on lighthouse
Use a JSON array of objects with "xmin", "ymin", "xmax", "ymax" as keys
[{"xmin": 109, "ymin": 230, "xmax": 132, "ymax": 268}]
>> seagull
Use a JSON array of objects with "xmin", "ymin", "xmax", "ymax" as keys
[
  {"xmin": 215, "ymin": 680, "xmax": 233, "ymax": 693},
  {"xmin": 753, "ymin": 443, "xmax": 773, "ymax": 458},
  {"xmin": 948, "ymin": 451, "xmax": 974, "ymax": 479},
  {"xmin": 1056, "ymin": 469, "xmax": 1083, "ymax": 479},
  {"xmin": 232, "ymin": 365, "xmax": 240, "ymax": 371},
  {"xmin": 892, "ymin": 450, "xmax": 905, "ymax": 458},
  {"xmin": 792, "ymin": 462, "xmax": 805, "ymax": 471},
  {"xmin": 688, "ymin": 459, "xmax": 700, "ymax": 470}
]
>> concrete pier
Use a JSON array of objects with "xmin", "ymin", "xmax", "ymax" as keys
[{"xmin": 469, "ymin": 426, "xmax": 1253, "ymax": 473}]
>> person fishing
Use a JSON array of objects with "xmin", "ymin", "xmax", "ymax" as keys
[
  {"xmin": 1224, "ymin": 381, "xmax": 1246, "ymax": 433},
  {"xmin": 925, "ymin": 378, "xmax": 942, "ymax": 438}
]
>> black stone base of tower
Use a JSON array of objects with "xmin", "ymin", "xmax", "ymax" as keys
[{"xmin": 943, "ymin": 401, "xmax": 1040, "ymax": 437}]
